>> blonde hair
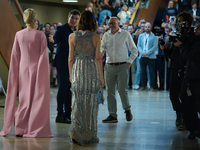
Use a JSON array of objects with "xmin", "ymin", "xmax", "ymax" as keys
[{"xmin": 23, "ymin": 8, "xmax": 37, "ymax": 25}]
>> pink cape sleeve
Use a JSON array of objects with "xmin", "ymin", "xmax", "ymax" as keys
[
  {"xmin": 0, "ymin": 33, "xmax": 20, "ymax": 136},
  {"xmin": 23, "ymin": 33, "xmax": 53, "ymax": 137}
]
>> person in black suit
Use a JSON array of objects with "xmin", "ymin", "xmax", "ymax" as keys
[
  {"xmin": 189, "ymin": 2, "xmax": 200, "ymax": 26},
  {"xmin": 174, "ymin": 20, "xmax": 200, "ymax": 139},
  {"xmin": 178, "ymin": 0, "xmax": 191, "ymax": 12},
  {"xmin": 49, "ymin": 9, "xmax": 80, "ymax": 123}
]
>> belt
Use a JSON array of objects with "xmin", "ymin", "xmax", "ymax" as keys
[{"xmin": 107, "ymin": 62, "xmax": 126, "ymax": 65}]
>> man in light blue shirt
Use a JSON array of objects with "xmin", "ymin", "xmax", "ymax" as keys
[{"xmin": 137, "ymin": 22, "xmax": 158, "ymax": 91}]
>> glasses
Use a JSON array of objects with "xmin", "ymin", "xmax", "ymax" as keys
[{"xmin": 108, "ymin": 22, "xmax": 118, "ymax": 26}]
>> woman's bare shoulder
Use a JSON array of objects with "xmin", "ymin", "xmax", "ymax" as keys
[
  {"xmin": 93, "ymin": 33, "xmax": 101, "ymax": 41},
  {"xmin": 69, "ymin": 32, "xmax": 75, "ymax": 38}
]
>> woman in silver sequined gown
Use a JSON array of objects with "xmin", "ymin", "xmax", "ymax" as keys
[{"xmin": 68, "ymin": 11, "xmax": 105, "ymax": 145}]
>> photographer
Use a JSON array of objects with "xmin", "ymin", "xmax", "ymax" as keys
[
  {"xmin": 157, "ymin": 27, "xmax": 170, "ymax": 90},
  {"xmin": 174, "ymin": 20, "xmax": 200, "ymax": 139},
  {"xmin": 160, "ymin": 11, "xmax": 193, "ymax": 130},
  {"xmin": 117, "ymin": 4, "xmax": 131, "ymax": 26}
]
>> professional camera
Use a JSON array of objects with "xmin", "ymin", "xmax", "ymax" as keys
[
  {"xmin": 153, "ymin": 26, "xmax": 165, "ymax": 36},
  {"xmin": 169, "ymin": 21, "xmax": 194, "ymax": 42},
  {"xmin": 120, "ymin": 2, "xmax": 125, "ymax": 8},
  {"xmin": 153, "ymin": 26, "xmax": 165, "ymax": 45}
]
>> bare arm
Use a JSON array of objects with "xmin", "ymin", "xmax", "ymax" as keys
[
  {"xmin": 68, "ymin": 33, "xmax": 75, "ymax": 82},
  {"xmin": 94, "ymin": 34, "xmax": 105, "ymax": 87}
]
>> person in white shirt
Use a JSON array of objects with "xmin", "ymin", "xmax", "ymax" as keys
[
  {"xmin": 101, "ymin": 17, "xmax": 138, "ymax": 123},
  {"xmin": 137, "ymin": 22, "xmax": 158, "ymax": 91},
  {"xmin": 117, "ymin": 4, "xmax": 131, "ymax": 25}
]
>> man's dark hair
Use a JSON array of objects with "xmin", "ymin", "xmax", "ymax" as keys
[
  {"xmin": 191, "ymin": 2, "xmax": 197, "ymax": 6},
  {"xmin": 128, "ymin": 24, "xmax": 133, "ymax": 27},
  {"xmin": 44, "ymin": 22, "xmax": 51, "ymax": 27},
  {"xmin": 68, "ymin": 9, "xmax": 80, "ymax": 18},
  {"xmin": 139, "ymin": 17, "xmax": 145, "ymax": 21},
  {"xmin": 177, "ymin": 11, "xmax": 193, "ymax": 27}
]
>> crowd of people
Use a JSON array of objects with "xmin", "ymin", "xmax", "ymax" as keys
[
  {"xmin": 160, "ymin": 0, "xmax": 200, "ymax": 139},
  {"xmin": 36, "ymin": 0, "xmax": 140, "ymax": 88},
  {"xmin": 1, "ymin": 0, "xmax": 200, "ymax": 147}
]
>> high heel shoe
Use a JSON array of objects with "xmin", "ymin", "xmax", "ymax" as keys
[{"xmin": 72, "ymin": 138, "xmax": 81, "ymax": 145}]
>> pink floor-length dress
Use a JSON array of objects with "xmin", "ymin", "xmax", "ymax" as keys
[{"xmin": 0, "ymin": 29, "xmax": 53, "ymax": 138}]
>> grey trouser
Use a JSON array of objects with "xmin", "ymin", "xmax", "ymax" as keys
[{"xmin": 104, "ymin": 63, "xmax": 131, "ymax": 118}]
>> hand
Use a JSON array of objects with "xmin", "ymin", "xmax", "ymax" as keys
[
  {"xmin": 160, "ymin": 44, "xmax": 167, "ymax": 50},
  {"xmin": 135, "ymin": 29, "xmax": 140, "ymax": 35},
  {"xmin": 142, "ymin": 52, "xmax": 148, "ymax": 57},
  {"xmin": 100, "ymin": 78, "xmax": 105, "ymax": 88},
  {"xmin": 48, "ymin": 35, "xmax": 54, "ymax": 43},
  {"xmin": 194, "ymin": 16, "xmax": 199, "ymax": 19},
  {"xmin": 173, "ymin": 38, "xmax": 182, "ymax": 47},
  {"xmin": 101, "ymin": 50, "xmax": 105, "ymax": 58},
  {"xmin": 126, "ymin": 62, "xmax": 131, "ymax": 69}
]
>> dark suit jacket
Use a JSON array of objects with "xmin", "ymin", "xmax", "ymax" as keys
[
  {"xmin": 189, "ymin": 9, "xmax": 200, "ymax": 26},
  {"xmin": 52, "ymin": 23, "xmax": 73, "ymax": 70},
  {"xmin": 178, "ymin": 0, "xmax": 191, "ymax": 6}
]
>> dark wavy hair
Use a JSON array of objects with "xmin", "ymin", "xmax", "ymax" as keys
[
  {"xmin": 77, "ymin": 11, "xmax": 98, "ymax": 32},
  {"xmin": 68, "ymin": 9, "xmax": 80, "ymax": 18},
  {"xmin": 177, "ymin": 11, "xmax": 193, "ymax": 27}
]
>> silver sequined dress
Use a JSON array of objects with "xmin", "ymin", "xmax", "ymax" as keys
[{"xmin": 69, "ymin": 31, "xmax": 101, "ymax": 145}]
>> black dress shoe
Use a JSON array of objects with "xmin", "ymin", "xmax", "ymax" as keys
[
  {"xmin": 56, "ymin": 115, "xmax": 71, "ymax": 124},
  {"xmin": 102, "ymin": 115, "xmax": 118, "ymax": 123},
  {"xmin": 175, "ymin": 112, "xmax": 182, "ymax": 127},
  {"xmin": 72, "ymin": 138, "xmax": 81, "ymax": 145},
  {"xmin": 63, "ymin": 113, "xmax": 71, "ymax": 120},
  {"xmin": 195, "ymin": 131, "xmax": 200, "ymax": 138},
  {"xmin": 125, "ymin": 109, "xmax": 133, "ymax": 122},
  {"xmin": 188, "ymin": 132, "xmax": 196, "ymax": 139},
  {"xmin": 16, "ymin": 135, "xmax": 23, "ymax": 137}
]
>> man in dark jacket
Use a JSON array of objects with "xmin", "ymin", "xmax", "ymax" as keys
[
  {"xmin": 49, "ymin": 9, "xmax": 80, "ymax": 124},
  {"xmin": 178, "ymin": 0, "xmax": 191, "ymax": 12},
  {"xmin": 163, "ymin": 0, "xmax": 178, "ymax": 22},
  {"xmin": 174, "ymin": 20, "xmax": 200, "ymax": 139},
  {"xmin": 160, "ymin": 11, "xmax": 193, "ymax": 130},
  {"xmin": 189, "ymin": 2, "xmax": 200, "ymax": 26}
]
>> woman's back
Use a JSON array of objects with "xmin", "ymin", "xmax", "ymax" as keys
[
  {"xmin": 17, "ymin": 29, "xmax": 45, "ymax": 68},
  {"xmin": 0, "ymin": 28, "xmax": 52, "ymax": 138},
  {"xmin": 71, "ymin": 31, "xmax": 100, "ymax": 94},
  {"xmin": 69, "ymin": 31, "xmax": 101, "ymax": 145},
  {"xmin": 74, "ymin": 31, "xmax": 96, "ymax": 56}
]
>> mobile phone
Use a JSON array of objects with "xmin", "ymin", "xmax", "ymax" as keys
[{"xmin": 170, "ymin": 16, "xmax": 175, "ymax": 22}]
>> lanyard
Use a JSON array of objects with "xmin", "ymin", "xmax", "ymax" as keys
[{"xmin": 145, "ymin": 34, "xmax": 150, "ymax": 46}]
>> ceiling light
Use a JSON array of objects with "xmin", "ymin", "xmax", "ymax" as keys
[{"xmin": 63, "ymin": 0, "xmax": 78, "ymax": 2}]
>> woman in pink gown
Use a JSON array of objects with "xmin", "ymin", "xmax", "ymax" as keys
[{"xmin": 0, "ymin": 8, "xmax": 53, "ymax": 138}]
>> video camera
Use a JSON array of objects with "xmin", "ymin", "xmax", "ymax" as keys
[
  {"xmin": 153, "ymin": 26, "xmax": 165, "ymax": 45},
  {"xmin": 169, "ymin": 21, "xmax": 194, "ymax": 42}
]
